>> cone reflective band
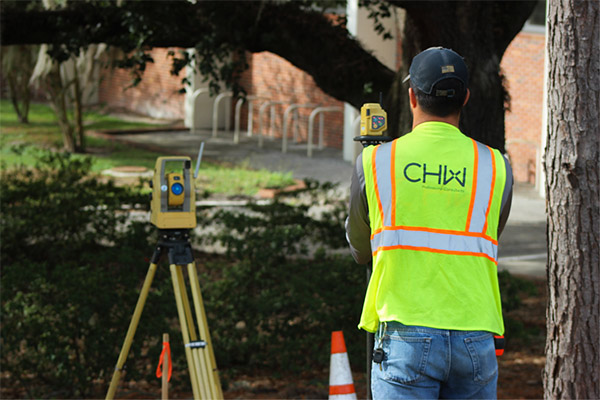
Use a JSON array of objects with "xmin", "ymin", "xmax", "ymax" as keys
[{"xmin": 329, "ymin": 331, "xmax": 357, "ymax": 400}]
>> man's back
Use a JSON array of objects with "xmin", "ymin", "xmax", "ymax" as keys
[
  {"xmin": 345, "ymin": 47, "xmax": 513, "ymax": 399},
  {"xmin": 358, "ymin": 121, "xmax": 508, "ymax": 335}
]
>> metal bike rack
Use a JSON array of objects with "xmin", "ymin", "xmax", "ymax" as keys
[
  {"xmin": 307, "ymin": 106, "xmax": 343, "ymax": 157},
  {"xmin": 234, "ymin": 96, "xmax": 264, "ymax": 144},
  {"xmin": 281, "ymin": 103, "xmax": 320, "ymax": 153},
  {"xmin": 246, "ymin": 98, "xmax": 273, "ymax": 138},
  {"xmin": 188, "ymin": 88, "xmax": 210, "ymax": 133},
  {"xmin": 234, "ymin": 98, "xmax": 245, "ymax": 144},
  {"xmin": 257, "ymin": 100, "xmax": 288, "ymax": 148},
  {"xmin": 211, "ymin": 91, "xmax": 233, "ymax": 138}
]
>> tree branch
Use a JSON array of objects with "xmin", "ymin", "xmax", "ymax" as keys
[{"xmin": 1, "ymin": 1, "xmax": 395, "ymax": 108}]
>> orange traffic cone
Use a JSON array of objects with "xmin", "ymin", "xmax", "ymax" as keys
[{"xmin": 329, "ymin": 331, "xmax": 357, "ymax": 400}]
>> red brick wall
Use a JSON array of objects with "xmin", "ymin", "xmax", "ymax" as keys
[
  {"xmin": 98, "ymin": 48, "xmax": 185, "ymax": 120},
  {"xmin": 239, "ymin": 51, "xmax": 345, "ymax": 149},
  {"xmin": 501, "ymin": 31, "xmax": 545, "ymax": 183}
]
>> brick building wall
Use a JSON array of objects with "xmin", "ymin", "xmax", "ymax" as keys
[
  {"xmin": 98, "ymin": 48, "xmax": 185, "ymax": 120},
  {"xmin": 238, "ymin": 51, "xmax": 345, "ymax": 149},
  {"xmin": 501, "ymin": 31, "xmax": 545, "ymax": 184}
]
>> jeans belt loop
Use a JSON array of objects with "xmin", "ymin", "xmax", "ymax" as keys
[{"xmin": 377, "ymin": 321, "xmax": 387, "ymax": 341}]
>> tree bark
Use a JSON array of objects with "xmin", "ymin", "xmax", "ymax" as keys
[
  {"xmin": 71, "ymin": 60, "xmax": 85, "ymax": 152},
  {"xmin": 44, "ymin": 65, "xmax": 76, "ymax": 153},
  {"xmin": 1, "ymin": 45, "xmax": 37, "ymax": 123},
  {"xmin": 543, "ymin": 0, "xmax": 599, "ymax": 398},
  {"xmin": 8, "ymin": 77, "xmax": 30, "ymax": 124}
]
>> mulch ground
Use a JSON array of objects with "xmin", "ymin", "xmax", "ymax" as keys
[
  {"xmin": 117, "ymin": 278, "xmax": 548, "ymax": 399},
  {"xmin": 228, "ymin": 277, "xmax": 547, "ymax": 399}
]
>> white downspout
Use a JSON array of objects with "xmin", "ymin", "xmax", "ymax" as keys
[{"xmin": 343, "ymin": 0, "xmax": 360, "ymax": 163}]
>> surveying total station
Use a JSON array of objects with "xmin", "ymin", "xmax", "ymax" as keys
[
  {"xmin": 150, "ymin": 157, "xmax": 197, "ymax": 229},
  {"xmin": 106, "ymin": 144, "xmax": 223, "ymax": 400},
  {"xmin": 354, "ymin": 103, "xmax": 393, "ymax": 147}
]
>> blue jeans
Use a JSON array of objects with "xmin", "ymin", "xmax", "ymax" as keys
[{"xmin": 371, "ymin": 322, "xmax": 498, "ymax": 399}]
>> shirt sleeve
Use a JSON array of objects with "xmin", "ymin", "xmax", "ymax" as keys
[
  {"xmin": 345, "ymin": 152, "xmax": 373, "ymax": 264},
  {"xmin": 498, "ymin": 153, "xmax": 514, "ymax": 237}
]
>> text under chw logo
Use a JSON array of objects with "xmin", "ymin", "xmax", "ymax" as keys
[{"xmin": 403, "ymin": 163, "xmax": 467, "ymax": 187}]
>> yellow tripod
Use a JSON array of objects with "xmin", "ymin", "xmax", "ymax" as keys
[{"xmin": 106, "ymin": 229, "xmax": 222, "ymax": 399}]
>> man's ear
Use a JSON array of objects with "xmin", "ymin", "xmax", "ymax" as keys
[
  {"xmin": 409, "ymin": 87, "xmax": 418, "ymax": 108},
  {"xmin": 463, "ymin": 89, "xmax": 470, "ymax": 106}
]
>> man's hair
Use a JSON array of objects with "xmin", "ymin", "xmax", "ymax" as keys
[{"xmin": 411, "ymin": 78, "xmax": 467, "ymax": 117}]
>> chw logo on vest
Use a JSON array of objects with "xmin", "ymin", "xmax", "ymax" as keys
[{"xmin": 403, "ymin": 162, "xmax": 468, "ymax": 192}]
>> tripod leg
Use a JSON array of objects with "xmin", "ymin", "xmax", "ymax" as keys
[
  {"xmin": 366, "ymin": 262, "xmax": 373, "ymax": 400},
  {"xmin": 177, "ymin": 265, "xmax": 216, "ymax": 399},
  {"xmin": 174, "ymin": 264, "xmax": 211, "ymax": 399},
  {"xmin": 106, "ymin": 262, "xmax": 158, "ymax": 400},
  {"xmin": 188, "ymin": 262, "xmax": 223, "ymax": 399},
  {"xmin": 170, "ymin": 264, "xmax": 205, "ymax": 399}
]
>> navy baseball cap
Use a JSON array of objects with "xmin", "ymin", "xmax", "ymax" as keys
[{"xmin": 403, "ymin": 47, "xmax": 469, "ymax": 97}]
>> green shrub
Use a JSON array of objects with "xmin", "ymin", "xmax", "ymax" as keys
[
  {"xmin": 198, "ymin": 182, "xmax": 366, "ymax": 375},
  {"xmin": 0, "ymin": 149, "xmax": 365, "ymax": 396},
  {"xmin": 498, "ymin": 269, "xmax": 538, "ymax": 312},
  {"xmin": 498, "ymin": 269, "xmax": 540, "ymax": 344},
  {"xmin": 0, "ymin": 148, "xmax": 180, "ymax": 398},
  {"xmin": 1, "ymin": 147, "xmax": 540, "ymax": 396}
]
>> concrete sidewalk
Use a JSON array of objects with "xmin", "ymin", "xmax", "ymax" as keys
[
  {"xmin": 98, "ymin": 127, "xmax": 355, "ymax": 189},
  {"xmin": 98, "ymin": 127, "xmax": 548, "ymax": 278}
]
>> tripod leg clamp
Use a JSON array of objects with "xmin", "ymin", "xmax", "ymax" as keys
[
  {"xmin": 185, "ymin": 340, "xmax": 207, "ymax": 349},
  {"xmin": 168, "ymin": 242, "xmax": 193, "ymax": 265}
]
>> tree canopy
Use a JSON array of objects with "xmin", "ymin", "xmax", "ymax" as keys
[{"xmin": 0, "ymin": 0, "xmax": 537, "ymax": 150}]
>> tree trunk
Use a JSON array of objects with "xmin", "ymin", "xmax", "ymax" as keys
[
  {"xmin": 387, "ymin": 1, "xmax": 536, "ymax": 151},
  {"xmin": 71, "ymin": 59, "xmax": 85, "ymax": 152},
  {"xmin": 45, "ymin": 64, "xmax": 76, "ymax": 153},
  {"xmin": 543, "ymin": 0, "xmax": 599, "ymax": 398},
  {"xmin": 8, "ymin": 77, "xmax": 30, "ymax": 124},
  {"xmin": 2, "ymin": 45, "xmax": 37, "ymax": 123}
]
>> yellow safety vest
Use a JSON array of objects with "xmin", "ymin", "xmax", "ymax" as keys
[{"xmin": 359, "ymin": 121, "xmax": 507, "ymax": 335}]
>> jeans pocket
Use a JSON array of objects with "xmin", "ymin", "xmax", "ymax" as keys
[
  {"xmin": 464, "ymin": 333, "xmax": 498, "ymax": 384},
  {"xmin": 382, "ymin": 335, "xmax": 432, "ymax": 384}
]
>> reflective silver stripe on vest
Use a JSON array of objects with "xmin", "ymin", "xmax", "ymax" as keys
[
  {"xmin": 468, "ymin": 141, "xmax": 493, "ymax": 233},
  {"xmin": 374, "ymin": 142, "xmax": 394, "ymax": 227},
  {"xmin": 370, "ymin": 228, "xmax": 498, "ymax": 260}
]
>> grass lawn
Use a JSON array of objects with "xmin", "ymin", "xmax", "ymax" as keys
[{"xmin": 0, "ymin": 100, "xmax": 295, "ymax": 196}]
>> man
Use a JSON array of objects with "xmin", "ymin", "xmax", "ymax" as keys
[{"xmin": 346, "ymin": 47, "xmax": 513, "ymax": 399}]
